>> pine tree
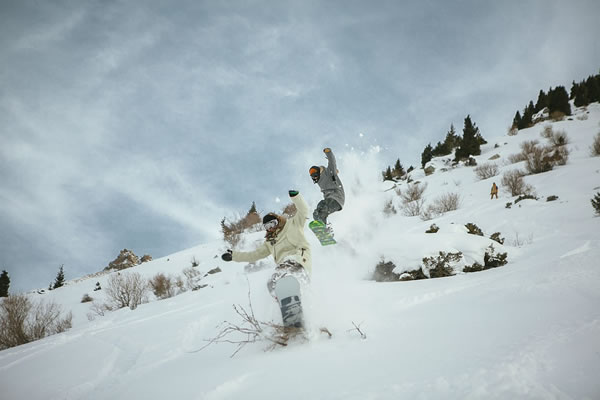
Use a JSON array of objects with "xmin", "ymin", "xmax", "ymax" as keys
[
  {"xmin": 512, "ymin": 111, "xmax": 522, "ymax": 130},
  {"xmin": 520, "ymin": 101, "xmax": 535, "ymax": 129},
  {"xmin": 53, "ymin": 265, "xmax": 65, "ymax": 289},
  {"xmin": 383, "ymin": 166, "xmax": 394, "ymax": 181},
  {"xmin": 455, "ymin": 115, "xmax": 482, "ymax": 161},
  {"xmin": 421, "ymin": 143, "xmax": 433, "ymax": 168},
  {"xmin": 444, "ymin": 124, "xmax": 460, "ymax": 149},
  {"xmin": 0, "ymin": 270, "xmax": 9, "ymax": 297},
  {"xmin": 535, "ymin": 90, "xmax": 548, "ymax": 112},
  {"xmin": 247, "ymin": 201, "xmax": 258, "ymax": 215},
  {"xmin": 548, "ymin": 86, "xmax": 571, "ymax": 116},
  {"xmin": 392, "ymin": 159, "xmax": 405, "ymax": 179},
  {"xmin": 592, "ymin": 192, "xmax": 600, "ymax": 216}
]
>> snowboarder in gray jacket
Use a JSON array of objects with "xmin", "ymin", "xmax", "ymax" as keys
[{"xmin": 309, "ymin": 147, "xmax": 345, "ymax": 225}]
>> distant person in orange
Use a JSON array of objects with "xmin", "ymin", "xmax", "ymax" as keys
[{"xmin": 490, "ymin": 182, "xmax": 499, "ymax": 199}]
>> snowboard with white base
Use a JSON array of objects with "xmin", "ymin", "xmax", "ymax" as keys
[{"xmin": 274, "ymin": 275, "xmax": 304, "ymax": 328}]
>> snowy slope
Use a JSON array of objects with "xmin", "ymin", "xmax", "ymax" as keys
[{"xmin": 1, "ymin": 103, "xmax": 600, "ymax": 400}]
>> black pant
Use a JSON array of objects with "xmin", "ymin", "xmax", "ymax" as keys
[{"xmin": 313, "ymin": 198, "xmax": 342, "ymax": 224}]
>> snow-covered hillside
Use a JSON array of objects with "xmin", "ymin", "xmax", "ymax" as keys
[{"xmin": 2, "ymin": 103, "xmax": 600, "ymax": 400}]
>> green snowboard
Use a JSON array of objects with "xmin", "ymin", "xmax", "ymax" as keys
[{"xmin": 308, "ymin": 220, "xmax": 336, "ymax": 246}]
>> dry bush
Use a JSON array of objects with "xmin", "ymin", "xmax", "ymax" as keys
[
  {"xmin": 105, "ymin": 272, "xmax": 149, "ymax": 310},
  {"xmin": 182, "ymin": 267, "xmax": 202, "ymax": 290},
  {"xmin": 149, "ymin": 273, "xmax": 176, "ymax": 299},
  {"xmin": 524, "ymin": 145, "xmax": 554, "ymax": 174},
  {"xmin": 474, "ymin": 163, "xmax": 499, "ymax": 180},
  {"xmin": 548, "ymin": 130, "xmax": 569, "ymax": 148},
  {"xmin": 591, "ymin": 132, "xmax": 600, "ymax": 156},
  {"xmin": 540, "ymin": 125, "xmax": 554, "ymax": 139},
  {"xmin": 222, "ymin": 211, "xmax": 262, "ymax": 247},
  {"xmin": 424, "ymin": 193, "xmax": 461, "ymax": 219},
  {"xmin": 383, "ymin": 199, "xmax": 397, "ymax": 216},
  {"xmin": 87, "ymin": 301, "xmax": 113, "ymax": 320},
  {"xmin": 0, "ymin": 294, "xmax": 72, "ymax": 350},
  {"xmin": 550, "ymin": 111, "xmax": 566, "ymax": 121},
  {"xmin": 81, "ymin": 293, "xmax": 93, "ymax": 303},
  {"xmin": 396, "ymin": 183, "xmax": 427, "ymax": 217},
  {"xmin": 508, "ymin": 153, "xmax": 527, "ymax": 164},
  {"xmin": 501, "ymin": 170, "xmax": 535, "ymax": 197}
]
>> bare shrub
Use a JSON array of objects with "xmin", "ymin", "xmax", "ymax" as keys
[
  {"xmin": 524, "ymin": 145, "xmax": 554, "ymax": 174},
  {"xmin": 501, "ymin": 170, "xmax": 535, "ymax": 196},
  {"xmin": 590, "ymin": 132, "xmax": 600, "ymax": 156},
  {"xmin": 548, "ymin": 130, "xmax": 569, "ymax": 148},
  {"xmin": 87, "ymin": 301, "xmax": 113, "ymax": 320},
  {"xmin": 540, "ymin": 125, "xmax": 554, "ymax": 139},
  {"xmin": 425, "ymin": 193, "xmax": 461, "ymax": 218},
  {"xmin": 508, "ymin": 153, "xmax": 527, "ymax": 164},
  {"xmin": 396, "ymin": 183, "xmax": 427, "ymax": 217},
  {"xmin": 474, "ymin": 163, "xmax": 499, "ymax": 180},
  {"xmin": 383, "ymin": 199, "xmax": 397, "ymax": 216},
  {"xmin": 182, "ymin": 267, "xmax": 202, "ymax": 290},
  {"xmin": 550, "ymin": 111, "xmax": 565, "ymax": 121},
  {"xmin": 149, "ymin": 273, "xmax": 176, "ymax": 299},
  {"xmin": 221, "ymin": 208, "xmax": 262, "ymax": 247},
  {"xmin": 0, "ymin": 294, "xmax": 72, "ymax": 350},
  {"xmin": 105, "ymin": 272, "xmax": 149, "ymax": 310}
]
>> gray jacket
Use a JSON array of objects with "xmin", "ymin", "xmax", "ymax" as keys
[{"xmin": 317, "ymin": 150, "xmax": 345, "ymax": 207}]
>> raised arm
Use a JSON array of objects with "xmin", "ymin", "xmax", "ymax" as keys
[
  {"xmin": 288, "ymin": 190, "xmax": 309, "ymax": 226},
  {"xmin": 324, "ymin": 147, "xmax": 337, "ymax": 171}
]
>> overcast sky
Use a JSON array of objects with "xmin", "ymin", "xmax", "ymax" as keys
[{"xmin": 1, "ymin": 0, "xmax": 599, "ymax": 292}]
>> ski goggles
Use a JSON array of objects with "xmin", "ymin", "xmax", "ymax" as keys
[{"xmin": 263, "ymin": 219, "xmax": 279, "ymax": 230}]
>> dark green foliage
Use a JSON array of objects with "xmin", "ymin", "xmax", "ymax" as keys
[
  {"xmin": 425, "ymin": 224, "xmax": 439, "ymax": 233},
  {"xmin": 465, "ymin": 223, "xmax": 484, "ymax": 236},
  {"xmin": 463, "ymin": 263, "xmax": 484, "ymax": 273},
  {"xmin": 444, "ymin": 124, "xmax": 461, "ymax": 150},
  {"xmin": 0, "ymin": 270, "xmax": 9, "ymax": 297},
  {"xmin": 548, "ymin": 86, "xmax": 571, "ymax": 116},
  {"xmin": 535, "ymin": 90, "xmax": 549, "ymax": 112},
  {"xmin": 490, "ymin": 232, "xmax": 505, "ymax": 245},
  {"xmin": 383, "ymin": 166, "xmax": 393, "ymax": 181},
  {"xmin": 571, "ymin": 73, "xmax": 600, "ymax": 107},
  {"xmin": 592, "ymin": 192, "xmax": 600, "ymax": 215},
  {"xmin": 483, "ymin": 244, "xmax": 508, "ymax": 268},
  {"xmin": 248, "ymin": 201, "xmax": 258, "ymax": 215},
  {"xmin": 546, "ymin": 195, "xmax": 559, "ymax": 202},
  {"xmin": 421, "ymin": 143, "xmax": 433, "ymax": 167},
  {"xmin": 52, "ymin": 265, "xmax": 65, "ymax": 289},
  {"xmin": 422, "ymin": 252, "xmax": 462, "ymax": 278},
  {"xmin": 373, "ymin": 260, "xmax": 400, "ymax": 282},
  {"xmin": 515, "ymin": 194, "xmax": 538, "ymax": 204},
  {"xmin": 512, "ymin": 111, "xmax": 522, "ymax": 130},
  {"xmin": 518, "ymin": 102, "xmax": 535, "ymax": 129},
  {"xmin": 454, "ymin": 115, "xmax": 483, "ymax": 161},
  {"xmin": 392, "ymin": 159, "xmax": 405, "ymax": 179}
]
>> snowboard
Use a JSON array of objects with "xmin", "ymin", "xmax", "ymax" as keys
[
  {"xmin": 274, "ymin": 276, "xmax": 304, "ymax": 328},
  {"xmin": 308, "ymin": 220, "xmax": 336, "ymax": 246}
]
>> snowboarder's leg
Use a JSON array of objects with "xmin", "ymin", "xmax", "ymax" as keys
[
  {"xmin": 312, "ymin": 198, "xmax": 342, "ymax": 224},
  {"xmin": 267, "ymin": 260, "xmax": 310, "ymax": 298}
]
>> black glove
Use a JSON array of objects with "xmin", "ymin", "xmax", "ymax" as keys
[
  {"xmin": 289, "ymin": 190, "xmax": 299, "ymax": 197},
  {"xmin": 221, "ymin": 250, "xmax": 232, "ymax": 262}
]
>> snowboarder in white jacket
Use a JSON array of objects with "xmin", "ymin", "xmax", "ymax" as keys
[
  {"xmin": 221, "ymin": 190, "xmax": 311, "ymax": 297},
  {"xmin": 309, "ymin": 147, "xmax": 345, "ymax": 226}
]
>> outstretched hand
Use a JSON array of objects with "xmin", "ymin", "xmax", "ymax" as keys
[
  {"xmin": 323, "ymin": 147, "xmax": 331, "ymax": 153},
  {"xmin": 221, "ymin": 249, "xmax": 232, "ymax": 262},
  {"xmin": 289, "ymin": 190, "xmax": 299, "ymax": 197}
]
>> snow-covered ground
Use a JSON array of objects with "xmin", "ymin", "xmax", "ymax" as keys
[{"xmin": 2, "ymin": 103, "xmax": 600, "ymax": 399}]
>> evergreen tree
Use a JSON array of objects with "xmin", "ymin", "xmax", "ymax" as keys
[
  {"xmin": 443, "ymin": 124, "xmax": 460, "ymax": 150},
  {"xmin": 592, "ymin": 192, "xmax": 600, "ymax": 216},
  {"xmin": 520, "ymin": 101, "xmax": 535, "ymax": 129},
  {"xmin": 534, "ymin": 90, "xmax": 548, "ymax": 112},
  {"xmin": 53, "ymin": 265, "xmax": 65, "ymax": 289},
  {"xmin": 548, "ymin": 86, "xmax": 571, "ymax": 115},
  {"xmin": 383, "ymin": 166, "xmax": 394, "ymax": 181},
  {"xmin": 586, "ymin": 75, "xmax": 600, "ymax": 103},
  {"xmin": 455, "ymin": 115, "xmax": 482, "ymax": 161},
  {"xmin": 0, "ymin": 270, "xmax": 9, "ymax": 297},
  {"xmin": 421, "ymin": 143, "xmax": 433, "ymax": 168},
  {"xmin": 247, "ymin": 201, "xmax": 258, "ymax": 215},
  {"xmin": 512, "ymin": 111, "xmax": 522, "ymax": 130},
  {"xmin": 392, "ymin": 159, "xmax": 405, "ymax": 179}
]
